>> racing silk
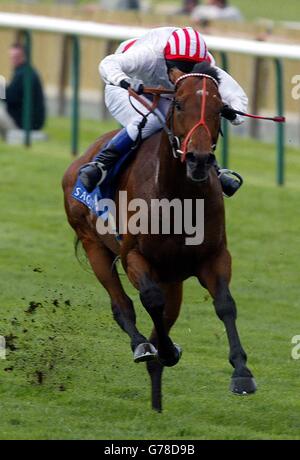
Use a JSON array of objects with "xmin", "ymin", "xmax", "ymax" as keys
[{"xmin": 99, "ymin": 27, "xmax": 248, "ymax": 125}]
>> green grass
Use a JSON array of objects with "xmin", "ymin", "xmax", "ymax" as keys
[
  {"xmin": 231, "ymin": 0, "xmax": 300, "ymax": 22},
  {"xmin": 0, "ymin": 116, "xmax": 300, "ymax": 440},
  {"xmin": 153, "ymin": 0, "xmax": 300, "ymax": 22},
  {"xmin": 161, "ymin": 0, "xmax": 300, "ymax": 22}
]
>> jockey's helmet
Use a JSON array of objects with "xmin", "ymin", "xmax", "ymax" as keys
[{"xmin": 164, "ymin": 27, "xmax": 210, "ymax": 73}]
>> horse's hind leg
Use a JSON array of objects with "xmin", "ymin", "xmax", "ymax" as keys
[
  {"xmin": 80, "ymin": 235, "xmax": 153, "ymax": 359},
  {"xmin": 198, "ymin": 249, "xmax": 257, "ymax": 395},
  {"xmin": 147, "ymin": 282, "xmax": 183, "ymax": 412}
]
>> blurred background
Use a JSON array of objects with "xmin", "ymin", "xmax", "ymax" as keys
[{"xmin": 0, "ymin": 0, "xmax": 299, "ymax": 149}]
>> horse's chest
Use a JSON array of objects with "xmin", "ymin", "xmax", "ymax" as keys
[{"xmin": 139, "ymin": 235, "xmax": 217, "ymax": 282}]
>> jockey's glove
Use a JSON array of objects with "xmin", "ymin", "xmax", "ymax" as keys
[
  {"xmin": 120, "ymin": 77, "xmax": 144, "ymax": 95},
  {"xmin": 221, "ymin": 105, "xmax": 237, "ymax": 122}
]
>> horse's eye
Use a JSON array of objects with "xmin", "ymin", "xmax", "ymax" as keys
[{"xmin": 174, "ymin": 100, "xmax": 183, "ymax": 111}]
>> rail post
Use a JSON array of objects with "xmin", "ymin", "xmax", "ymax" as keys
[
  {"xmin": 71, "ymin": 35, "xmax": 80, "ymax": 156},
  {"xmin": 220, "ymin": 52, "xmax": 229, "ymax": 168},
  {"xmin": 23, "ymin": 30, "xmax": 32, "ymax": 147},
  {"xmin": 58, "ymin": 35, "xmax": 71, "ymax": 116},
  {"xmin": 274, "ymin": 58, "xmax": 285, "ymax": 185}
]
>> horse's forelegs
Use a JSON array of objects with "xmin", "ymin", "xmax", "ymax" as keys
[
  {"xmin": 81, "ymin": 237, "xmax": 148, "ymax": 354},
  {"xmin": 146, "ymin": 282, "xmax": 183, "ymax": 412},
  {"xmin": 213, "ymin": 279, "xmax": 257, "ymax": 394},
  {"xmin": 126, "ymin": 250, "xmax": 181, "ymax": 368},
  {"xmin": 198, "ymin": 250, "xmax": 257, "ymax": 395},
  {"xmin": 146, "ymin": 360, "xmax": 164, "ymax": 412}
]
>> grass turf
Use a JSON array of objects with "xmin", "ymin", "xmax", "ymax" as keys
[{"xmin": 0, "ymin": 116, "xmax": 300, "ymax": 440}]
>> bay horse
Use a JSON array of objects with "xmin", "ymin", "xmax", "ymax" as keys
[{"xmin": 63, "ymin": 62, "xmax": 256, "ymax": 412}]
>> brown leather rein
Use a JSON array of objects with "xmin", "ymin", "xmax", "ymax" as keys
[
  {"xmin": 128, "ymin": 86, "xmax": 183, "ymax": 158},
  {"xmin": 127, "ymin": 75, "xmax": 218, "ymax": 160}
]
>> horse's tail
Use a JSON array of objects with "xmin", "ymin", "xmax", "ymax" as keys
[
  {"xmin": 74, "ymin": 236, "xmax": 81, "ymax": 261},
  {"xmin": 74, "ymin": 236, "xmax": 91, "ymax": 272}
]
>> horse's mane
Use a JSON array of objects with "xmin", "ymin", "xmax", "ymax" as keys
[{"xmin": 190, "ymin": 62, "xmax": 220, "ymax": 84}]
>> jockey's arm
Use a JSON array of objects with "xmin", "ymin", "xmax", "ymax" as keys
[
  {"xmin": 215, "ymin": 67, "xmax": 248, "ymax": 125},
  {"xmin": 99, "ymin": 46, "xmax": 155, "ymax": 87}
]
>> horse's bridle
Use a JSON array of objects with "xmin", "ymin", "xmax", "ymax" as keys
[
  {"xmin": 173, "ymin": 73, "xmax": 219, "ymax": 162},
  {"xmin": 128, "ymin": 72, "xmax": 220, "ymax": 162}
]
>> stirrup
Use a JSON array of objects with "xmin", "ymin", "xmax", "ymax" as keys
[
  {"xmin": 218, "ymin": 169, "xmax": 243, "ymax": 184},
  {"xmin": 79, "ymin": 161, "xmax": 107, "ymax": 191},
  {"xmin": 218, "ymin": 169, "xmax": 243, "ymax": 198},
  {"xmin": 79, "ymin": 160, "xmax": 102, "ymax": 171},
  {"xmin": 94, "ymin": 162, "xmax": 107, "ymax": 185}
]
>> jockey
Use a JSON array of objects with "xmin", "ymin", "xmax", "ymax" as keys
[{"xmin": 79, "ymin": 26, "xmax": 247, "ymax": 197}]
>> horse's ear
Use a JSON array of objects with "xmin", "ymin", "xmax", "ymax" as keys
[{"xmin": 168, "ymin": 67, "xmax": 185, "ymax": 85}]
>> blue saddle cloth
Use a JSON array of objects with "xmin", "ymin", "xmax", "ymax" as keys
[{"xmin": 72, "ymin": 147, "xmax": 135, "ymax": 221}]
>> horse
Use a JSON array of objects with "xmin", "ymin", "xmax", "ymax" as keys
[{"xmin": 62, "ymin": 62, "xmax": 256, "ymax": 412}]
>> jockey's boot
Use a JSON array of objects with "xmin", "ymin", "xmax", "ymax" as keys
[
  {"xmin": 79, "ymin": 129, "xmax": 134, "ymax": 193},
  {"xmin": 213, "ymin": 159, "xmax": 243, "ymax": 197}
]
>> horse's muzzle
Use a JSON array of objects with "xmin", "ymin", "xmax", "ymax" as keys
[{"xmin": 185, "ymin": 152, "xmax": 216, "ymax": 183}]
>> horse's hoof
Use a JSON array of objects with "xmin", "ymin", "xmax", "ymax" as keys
[
  {"xmin": 158, "ymin": 343, "xmax": 182, "ymax": 367},
  {"xmin": 230, "ymin": 376, "xmax": 257, "ymax": 395},
  {"xmin": 133, "ymin": 343, "xmax": 157, "ymax": 363}
]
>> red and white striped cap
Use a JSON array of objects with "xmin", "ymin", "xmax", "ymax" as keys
[{"xmin": 164, "ymin": 27, "xmax": 209, "ymax": 63}]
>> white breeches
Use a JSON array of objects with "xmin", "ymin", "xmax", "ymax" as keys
[{"xmin": 104, "ymin": 85, "xmax": 171, "ymax": 141}]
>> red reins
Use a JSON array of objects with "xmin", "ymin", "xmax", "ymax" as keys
[
  {"xmin": 128, "ymin": 75, "xmax": 285, "ymax": 164},
  {"xmin": 179, "ymin": 76, "xmax": 212, "ymax": 163},
  {"xmin": 231, "ymin": 111, "xmax": 286, "ymax": 123}
]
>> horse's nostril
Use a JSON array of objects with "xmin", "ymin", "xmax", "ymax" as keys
[
  {"xmin": 186, "ymin": 152, "xmax": 197, "ymax": 163},
  {"xmin": 207, "ymin": 153, "xmax": 216, "ymax": 165}
]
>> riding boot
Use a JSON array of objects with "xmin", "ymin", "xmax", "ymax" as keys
[
  {"xmin": 79, "ymin": 129, "xmax": 135, "ymax": 193},
  {"xmin": 213, "ymin": 159, "xmax": 243, "ymax": 197}
]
